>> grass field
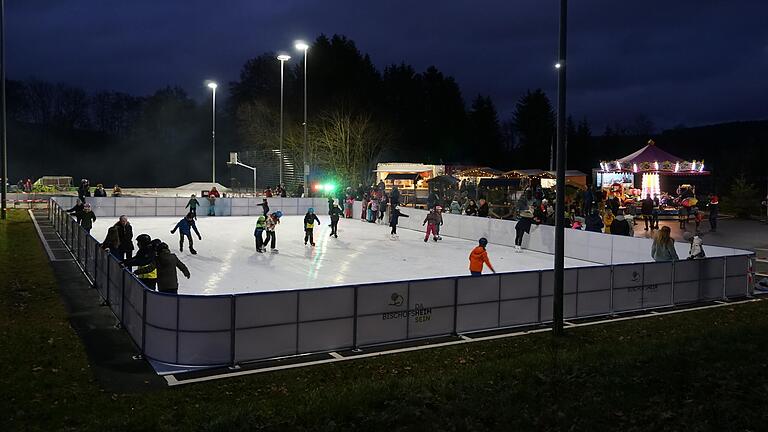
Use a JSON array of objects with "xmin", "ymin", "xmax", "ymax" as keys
[{"xmin": 2, "ymin": 209, "xmax": 767, "ymax": 431}]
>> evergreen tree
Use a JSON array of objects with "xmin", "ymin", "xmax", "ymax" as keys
[
  {"xmin": 468, "ymin": 95, "xmax": 503, "ymax": 166},
  {"xmin": 511, "ymin": 89, "xmax": 555, "ymax": 169}
]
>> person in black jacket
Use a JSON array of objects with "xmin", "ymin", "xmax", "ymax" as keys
[
  {"xmin": 77, "ymin": 179, "xmax": 91, "ymax": 203},
  {"xmin": 258, "ymin": 198, "xmax": 270, "ymax": 216},
  {"xmin": 303, "ymin": 208, "xmax": 321, "ymax": 246},
  {"xmin": 329, "ymin": 203, "xmax": 343, "ymax": 238},
  {"xmin": 135, "ymin": 242, "xmax": 189, "ymax": 294},
  {"xmin": 610, "ymin": 210, "xmax": 632, "ymax": 236},
  {"xmin": 478, "ymin": 199, "xmax": 490, "ymax": 217},
  {"xmin": 389, "ymin": 205, "xmax": 409, "ymax": 239},
  {"xmin": 514, "ymin": 209, "xmax": 537, "ymax": 252},
  {"xmin": 67, "ymin": 199, "xmax": 85, "ymax": 224},
  {"xmin": 124, "ymin": 234, "xmax": 157, "ymax": 288},
  {"xmin": 465, "ymin": 200, "xmax": 478, "ymax": 216},
  {"xmin": 640, "ymin": 194, "xmax": 655, "ymax": 230},
  {"xmin": 114, "ymin": 215, "xmax": 134, "ymax": 261},
  {"xmin": 78, "ymin": 203, "xmax": 97, "ymax": 234},
  {"xmin": 585, "ymin": 209, "xmax": 604, "ymax": 233}
]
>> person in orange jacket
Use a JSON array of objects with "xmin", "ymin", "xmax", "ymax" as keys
[{"xmin": 469, "ymin": 237, "xmax": 496, "ymax": 276}]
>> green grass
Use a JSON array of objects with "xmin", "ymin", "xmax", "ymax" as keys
[{"xmin": 2, "ymin": 209, "xmax": 767, "ymax": 431}]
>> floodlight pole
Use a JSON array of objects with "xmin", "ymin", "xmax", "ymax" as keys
[
  {"xmin": 0, "ymin": 0, "xmax": 7, "ymax": 220},
  {"xmin": 553, "ymin": 0, "xmax": 568, "ymax": 336}
]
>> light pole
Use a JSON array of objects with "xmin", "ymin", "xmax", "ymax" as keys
[
  {"xmin": 553, "ymin": 0, "xmax": 568, "ymax": 336},
  {"xmin": 295, "ymin": 40, "xmax": 309, "ymax": 197},
  {"xmin": 277, "ymin": 54, "xmax": 291, "ymax": 187},
  {"xmin": 0, "ymin": 0, "xmax": 7, "ymax": 220},
  {"xmin": 207, "ymin": 81, "xmax": 218, "ymax": 184}
]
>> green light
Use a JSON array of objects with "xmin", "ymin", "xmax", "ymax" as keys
[{"xmin": 323, "ymin": 183, "xmax": 337, "ymax": 192}]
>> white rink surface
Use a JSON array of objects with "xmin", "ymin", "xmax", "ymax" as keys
[{"xmin": 90, "ymin": 216, "xmax": 596, "ymax": 295}]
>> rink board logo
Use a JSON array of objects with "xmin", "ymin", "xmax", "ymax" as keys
[
  {"xmin": 389, "ymin": 292, "xmax": 405, "ymax": 307},
  {"xmin": 382, "ymin": 301, "xmax": 432, "ymax": 323}
]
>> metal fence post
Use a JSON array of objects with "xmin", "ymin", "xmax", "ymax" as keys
[
  {"xmin": 119, "ymin": 267, "xmax": 126, "ymax": 327},
  {"xmin": 609, "ymin": 266, "xmax": 615, "ymax": 315},
  {"xmin": 722, "ymin": 256, "xmax": 728, "ymax": 300},
  {"xmin": 452, "ymin": 278, "xmax": 458, "ymax": 336},
  {"xmin": 141, "ymin": 289, "xmax": 147, "ymax": 359},
  {"xmin": 104, "ymin": 255, "xmax": 111, "ymax": 306},
  {"xmin": 230, "ymin": 295, "xmax": 237, "ymax": 368}
]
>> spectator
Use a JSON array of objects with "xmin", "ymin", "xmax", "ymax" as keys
[
  {"xmin": 112, "ymin": 185, "xmax": 123, "ymax": 197},
  {"xmin": 641, "ymin": 194, "xmax": 654, "ymax": 230},
  {"xmin": 585, "ymin": 209, "xmax": 604, "ymax": 233},
  {"xmin": 477, "ymin": 198, "xmax": 489, "ymax": 217},
  {"xmin": 651, "ymin": 226, "xmax": 679, "ymax": 261},
  {"xmin": 100, "ymin": 225, "xmax": 121, "ymax": 259},
  {"xmin": 707, "ymin": 194, "xmax": 719, "ymax": 232},
  {"xmin": 78, "ymin": 179, "xmax": 91, "ymax": 202},
  {"xmin": 603, "ymin": 209, "xmax": 615, "ymax": 234},
  {"xmin": 610, "ymin": 210, "xmax": 632, "ymax": 236},
  {"xmin": 683, "ymin": 232, "xmax": 706, "ymax": 260},
  {"xmin": 67, "ymin": 199, "xmax": 85, "ymax": 224},
  {"xmin": 78, "ymin": 203, "xmax": 97, "ymax": 234},
  {"xmin": 94, "ymin": 184, "xmax": 108, "ymax": 197},
  {"xmin": 465, "ymin": 200, "xmax": 478, "ymax": 216}
]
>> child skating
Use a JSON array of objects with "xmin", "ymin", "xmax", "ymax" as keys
[
  {"xmin": 469, "ymin": 237, "xmax": 496, "ymax": 276},
  {"xmin": 254, "ymin": 214, "xmax": 266, "ymax": 252},
  {"xmin": 389, "ymin": 205, "xmax": 408, "ymax": 239},
  {"xmin": 171, "ymin": 212, "xmax": 202, "ymax": 254},
  {"xmin": 264, "ymin": 211, "xmax": 282, "ymax": 253},
  {"xmin": 303, "ymin": 208, "xmax": 321, "ymax": 246},
  {"xmin": 329, "ymin": 203, "xmax": 343, "ymax": 238},
  {"xmin": 185, "ymin": 194, "xmax": 200, "ymax": 219},
  {"xmin": 423, "ymin": 208, "xmax": 441, "ymax": 242}
]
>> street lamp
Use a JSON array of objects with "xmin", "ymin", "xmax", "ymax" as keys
[
  {"xmin": 277, "ymin": 54, "xmax": 291, "ymax": 187},
  {"xmin": 207, "ymin": 81, "xmax": 218, "ymax": 184},
  {"xmin": 553, "ymin": 0, "xmax": 568, "ymax": 337},
  {"xmin": 0, "ymin": 0, "xmax": 7, "ymax": 220},
  {"xmin": 295, "ymin": 40, "xmax": 309, "ymax": 196}
]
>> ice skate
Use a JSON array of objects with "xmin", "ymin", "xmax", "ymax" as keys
[
  {"xmin": 432, "ymin": 237, "xmax": 438, "ymax": 242},
  {"xmin": 179, "ymin": 244, "xmax": 184, "ymax": 252},
  {"xmin": 271, "ymin": 248, "xmax": 279, "ymax": 254},
  {"xmin": 334, "ymin": 234, "xmax": 338, "ymax": 238},
  {"xmin": 190, "ymin": 248, "xmax": 197, "ymax": 255},
  {"xmin": 424, "ymin": 238, "xmax": 428, "ymax": 242},
  {"xmin": 515, "ymin": 245, "xmax": 522, "ymax": 253},
  {"xmin": 311, "ymin": 243, "xmax": 316, "ymax": 247}
]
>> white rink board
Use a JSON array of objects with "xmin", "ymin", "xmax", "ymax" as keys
[{"xmin": 90, "ymin": 215, "xmax": 596, "ymax": 295}]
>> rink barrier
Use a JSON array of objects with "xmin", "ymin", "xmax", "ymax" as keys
[{"xmin": 49, "ymin": 198, "xmax": 754, "ymax": 368}]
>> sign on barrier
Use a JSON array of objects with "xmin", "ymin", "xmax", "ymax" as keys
[{"xmin": 356, "ymin": 282, "xmax": 409, "ymax": 346}]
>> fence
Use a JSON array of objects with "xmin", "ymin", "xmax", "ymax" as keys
[{"xmin": 50, "ymin": 197, "xmax": 753, "ymax": 368}]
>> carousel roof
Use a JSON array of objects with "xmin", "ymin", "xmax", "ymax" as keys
[{"xmin": 600, "ymin": 140, "xmax": 709, "ymax": 175}]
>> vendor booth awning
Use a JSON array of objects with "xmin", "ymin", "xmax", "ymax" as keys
[
  {"xmin": 385, "ymin": 173, "xmax": 423, "ymax": 181},
  {"xmin": 426, "ymin": 175, "xmax": 459, "ymax": 185},
  {"xmin": 600, "ymin": 139, "xmax": 709, "ymax": 175}
]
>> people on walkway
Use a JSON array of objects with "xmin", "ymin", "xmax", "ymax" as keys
[
  {"xmin": 585, "ymin": 209, "xmax": 604, "ymax": 233},
  {"xmin": 610, "ymin": 210, "xmax": 632, "ymax": 236},
  {"xmin": 651, "ymin": 226, "xmax": 679, "ymax": 261},
  {"xmin": 171, "ymin": 212, "xmax": 201, "ymax": 254},
  {"xmin": 469, "ymin": 238, "xmax": 496, "ymax": 276},
  {"xmin": 641, "ymin": 194, "xmax": 655, "ymax": 230},
  {"xmin": 707, "ymin": 194, "xmax": 719, "ymax": 232},
  {"xmin": 603, "ymin": 209, "xmax": 615, "ymax": 234}
]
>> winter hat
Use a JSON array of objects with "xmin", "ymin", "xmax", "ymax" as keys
[
  {"xmin": 274, "ymin": 210, "xmax": 283, "ymax": 218},
  {"xmin": 478, "ymin": 237, "xmax": 488, "ymax": 247},
  {"xmin": 308, "ymin": 207, "xmax": 315, "ymax": 213},
  {"xmin": 520, "ymin": 210, "xmax": 533, "ymax": 218},
  {"xmin": 84, "ymin": 203, "xmax": 92, "ymax": 209}
]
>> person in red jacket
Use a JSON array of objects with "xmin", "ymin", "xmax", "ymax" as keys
[{"xmin": 469, "ymin": 238, "xmax": 496, "ymax": 276}]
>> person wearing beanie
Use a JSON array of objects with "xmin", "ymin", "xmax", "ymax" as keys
[{"xmin": 469, "ymin": 238, "xmax": 496, "ymax": 276}]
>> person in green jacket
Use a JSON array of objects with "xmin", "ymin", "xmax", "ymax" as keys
[
  {"xmin": 651, "ymin": 226, "xmax": 679, "ymax": 261},
  {"xmin": 254, "ymin": 215, "xmax": 267, "ymax": 252},
  {"xmin": 185, "ymin": 194, "xmax": 200, "ymax": 218}
]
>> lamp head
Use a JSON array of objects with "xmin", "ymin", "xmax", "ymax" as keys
[
  {"xmin": 277, "ymin": 54, "xmax": 291, "ymax": 61},
  {"xmin": 207, "ymin": 82, "xmax": 218, "ymax": 90},
  {"xmin": 294, "ymin": 41, "xmax": 309, "ymax": 51}
]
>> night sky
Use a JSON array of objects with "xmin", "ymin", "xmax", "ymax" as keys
[{"xmin": 7, "ymin": 0, "xmax": 768, "ymax": 130}]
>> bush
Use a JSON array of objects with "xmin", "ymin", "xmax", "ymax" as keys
[{"xmin": 725, "ymin": 174, "xmax": 760, "ymax": 218}]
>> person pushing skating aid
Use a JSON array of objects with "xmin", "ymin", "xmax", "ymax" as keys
[
  {"xmin": 303, "ymin": 208, "xmax": 322, "ymax": 246},
  {"xmin": 171, "ymin": 212, "xmax": 202, "ymax": 254}
]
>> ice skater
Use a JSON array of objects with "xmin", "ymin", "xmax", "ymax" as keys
[
  {"xmin": 254, "ymin": 214, "xmax": 266, "ymax": 252},
  {"xmin": 136, "ymin": 242, "xmax": 190, "ymax": 294},
  {"xmin": 423, "ymin": 208, "xmax": 441, "ymax": 242},
  {"xmin": 124, "ymin": 234, "xmax": 158, "ymax": 289},
  {"xmin": 389, "ymin": 205, "xmax": 408, "ymax": 239},
  {"xmin": 185, "ymin": 194, "xmax": 200, "ymax": 219},
  {"xmin": 303, "ymin": 208, "xmax": 322, "ymax": 246},
  {"xmin": 258, "ymin": 198, "xmax": 269, "ymax": 216},
  {"xmin": 264, "ymin": 211, "xmax": 282, "ymax": 252},
  {"xmin": 433, "ymin": 206, "xmax": 444, "ymax": 240},
  {"xmin": 329, "ymin": 203, "xmax": 343, "ymax": 238},
  {"xmin": 514, "ymin": 209, "xmax": 536, "ymax": 252},
  {"xmin": 469, "ymin": 238, "xmax": 496, "ymax": 276},
  {"xmin": 171, "ymin": 212, "xmax": 202, "ymax": 255}
]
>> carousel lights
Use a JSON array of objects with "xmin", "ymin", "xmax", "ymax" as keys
[
  {"xmin": 615, "ymin": 161, "xmax": 621, "ymax": 170},
  {"xmin": 674, "ymin": 162, "xmax": 680, "ymax": 173},
  {"xmin": 633, "ymin": 163, "xmax": 638, "ymax": 173},
  {"xmin": 654, "ymin": 161, "xmax": 659, "ymax": 171},
  {"xmin": 691, "ymin": 160, "xmax": 697, "ymax": 171},
  {"xmin": 699, "ymin": 163, "xmax": 704, "ymax": 173}
]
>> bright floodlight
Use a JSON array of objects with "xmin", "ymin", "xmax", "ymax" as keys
[
  {"xmin": 277, "ymin": 54, "xmax": 291, "ymax": 61},
  {"xmin": 295, "ymin": 41, "xmax": 309, "ymax": 51},
  {"xmin": 555, "ymin": 63, "xmax": 562, "ymax": 69},
  {"xmin": 207, "ymin": 82, "xmax": 218, "ymax": 89}
]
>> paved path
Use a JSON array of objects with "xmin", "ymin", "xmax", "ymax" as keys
[{"xmin": 631, "ymin": 216, "xmax": 768, "ymax": 252}]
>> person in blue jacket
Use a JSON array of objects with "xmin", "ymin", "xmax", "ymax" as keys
[{"xmin": 171, "ymin": 212, "xmax": 202, "ymax": 254}]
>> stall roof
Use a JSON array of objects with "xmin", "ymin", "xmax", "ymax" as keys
[
  {"xmin": 385, "ymin": 173, "xmax": 423, "ymax": 181},
  {"xmin": 426, "ymin": 175, "xmax": 459, "ymax": 185},
  {"xmin": 454, "ymin": 167, "xmax": 504, "ymax": 178},
  {"xmin": 510, "ymin": 169, "xmax": 555, "ymax": 178},
  {"xmin": 479, "ymin": 178, "xmax": 523, "ymax": 188}
]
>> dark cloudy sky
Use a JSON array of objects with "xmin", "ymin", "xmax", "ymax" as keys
[{"xmin": 7, "ymin": 0, "xmax": 768, "ymax": 130}]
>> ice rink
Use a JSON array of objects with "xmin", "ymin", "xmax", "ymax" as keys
[{"xmin": 90, "ymin": 215, "xmax": 596, "ymax": 295}]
